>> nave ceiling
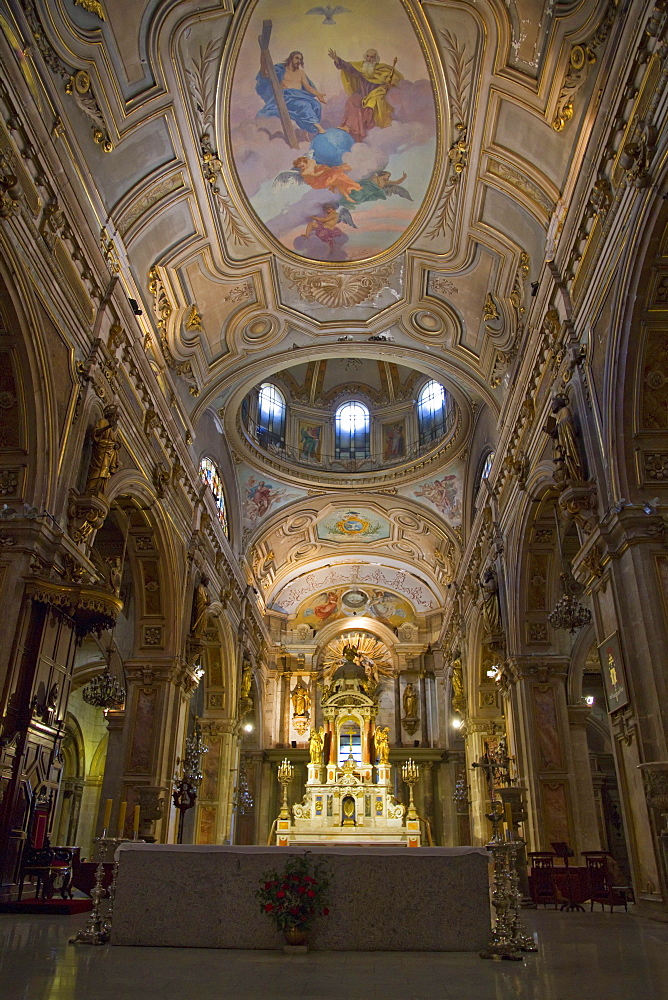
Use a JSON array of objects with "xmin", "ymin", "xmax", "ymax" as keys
[{"xmin": 0, "ymin": 0, "xmax": 632, "ymax": 619}]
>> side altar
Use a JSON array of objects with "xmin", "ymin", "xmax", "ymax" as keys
[{"xmin": 275, "ymin": 642, "xmax": 421, "ymax": 846}]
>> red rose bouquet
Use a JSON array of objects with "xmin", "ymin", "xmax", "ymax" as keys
[{"xmin": 257, "ymin": 854, "xmax": 331, "ymax": 932}]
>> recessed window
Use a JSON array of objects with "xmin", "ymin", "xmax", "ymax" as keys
[
  {"xmin": 257, "ymin": 383, "xmax": 286, "ymax": 448},
  {"xmin": 473, "ymin": 450, "xmax": 495, "ymax": 510},
  {"xmin": 199, "ymin": 458, "xmax": 229, "ymax": 538},
  {"xmin": 417, "ymin": 380, "xmax": 451, "ymax": 446},
  {"xmin": 335, "ymin": 401, "xmax": 370, "ymax": 462}
]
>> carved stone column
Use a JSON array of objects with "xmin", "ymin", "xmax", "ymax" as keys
[
  {"xmin": 500, "ymin": 656, "xmax": 576, "ymax": 854},
  {"xmin": 567, "ymin": 703, "xmax": 601, "ymax": 855},
  {"xmin": 120, "ymin": 658, "xmax": 198, "ymax": 843}
]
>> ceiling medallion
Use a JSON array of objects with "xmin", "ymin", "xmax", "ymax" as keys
[{"xmin": 282, "ymin": 264, "xmax": 395, "ymax": 308}]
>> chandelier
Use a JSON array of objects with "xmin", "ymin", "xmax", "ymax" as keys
[
  {"xmin": 548, "ymin": 593, "xmax": 592, "ymax": 634},
  {"xmin": 82, "ymin": 666, "xmax": 126, "ymax": 710}
]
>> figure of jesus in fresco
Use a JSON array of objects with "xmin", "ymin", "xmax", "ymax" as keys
[
  {"xmin": 256, "ymin": 50, "xmax": 327, "ymax": 134},
  {"xmin": 328, "ymin": 47, "xmax": 402, "ymax": 142}
]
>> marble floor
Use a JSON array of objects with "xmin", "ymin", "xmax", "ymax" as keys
[{"xmin": 0, "ymin": 907, "xmax": 667, "ymax": 1000}]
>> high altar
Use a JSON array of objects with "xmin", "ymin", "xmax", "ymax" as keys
[{"xmin": 276, "ymin": 643, "xmax": 421, "ymax": 847}]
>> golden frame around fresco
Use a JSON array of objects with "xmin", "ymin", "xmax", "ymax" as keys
[{"xmin": 219, "ymin": 0, "xmax": 448, "ymax": 268}]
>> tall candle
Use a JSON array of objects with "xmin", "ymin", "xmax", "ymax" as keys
[
  {"xmin": 133, "ymin": 803, "xmax": 141, "ymax": 837},
  {"xmin": 117, "ymin": 801, "xmax": 127, "ymax": 838},
  {"xmin": 102, "ymin": 798, "xmax": 113, "ymax": 834}
]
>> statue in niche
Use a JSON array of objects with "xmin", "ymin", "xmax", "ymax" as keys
[
  {"xmin": 240, "ymin": 654, "xmax": 253, "ymax": 700},
  {"xmin": 106, "ymin": 556, "xmax": 122, "ymax": 596},
  {"xmin": 543, "ymin": 394, "xmax": 584, "ymax": 484},
  {"xmin": 480, "ymin": 567, "xmax": 502, "ymax": 636},
  {"xmin": 374, "ymin": 726, "xmax": 390, "ymax": 764},
  {"xmin": 191, "ymin": 575, "xmax": 210, "ymax": 637},
  {"xmin": 291, "ymin": 681, "xmax": 310, "ymax": 717},
  {"xmin": 450, "ymin": 654, "xmax": 466, "ymax": 716},
  {"xmin": 403, "ymin": 682, "xmax": 418, "ymax": 719},
  {"xmin": 85, "ymin": 404, "xmax": 121, "ymax": 496},
  {"xmin": 309, "ymin": 727, "xmax": 323, "ymax": 764}
]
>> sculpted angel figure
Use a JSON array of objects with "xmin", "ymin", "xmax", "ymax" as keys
[{"xmin": 374, "ymin": 725, "xmax": 390, "ymax": 763}]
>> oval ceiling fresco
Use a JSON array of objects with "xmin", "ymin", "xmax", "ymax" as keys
[{"xmin": 227, "ymin": 0, "xmax": 438, "ymax": 263}]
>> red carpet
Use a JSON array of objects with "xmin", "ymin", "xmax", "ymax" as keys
[{"xmin": 0, "ymin": 897, "xmax": 93, "ymax": 915}]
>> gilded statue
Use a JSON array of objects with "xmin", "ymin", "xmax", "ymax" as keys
[
  {"xmin": 191, "ymin": 575, "xmax": 210, "ymax": 637},
  {"xmin": 451, "ymin": 655, "xmax": 466, "ymax": 715},
  {"xmin": 374, "ymin": 725, "xmax": 390, "ymax": 764},
  {"xmin": 402, "ymin": 682, "xmax": 418, "ymax": 718},
  {"xmin": 85, "ymin": 404, "xmax": 120, "ymax": 496},
  {"xmin": 480, "ymin": 566, "xmax": 502, "ymax": 636},
  {"xmin": 291, "ymin": 682, "xmax": 310, "ymax": 717},
  {"xmin": 309, "ymin": 727, "xmax": 323, "ymax": 764},
  {"xmin": 543, "ymin": 394, "xmax": 584, "ymax": 483},
  {"xmin": 240, "ymin": 654, "xmax": 253, "ymax": 699}
]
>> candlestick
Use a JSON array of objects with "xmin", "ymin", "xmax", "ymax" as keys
[
  {"xmin": 132, "ymin": 803, "xmax": 140, "ymax": 838},
  {"xmin": 102, "ymin": 798, "xmax": 113, "ymax": 835},
  {"xmin": 117, "ymin": 801, "xmax": 127, "ymax": 839}
]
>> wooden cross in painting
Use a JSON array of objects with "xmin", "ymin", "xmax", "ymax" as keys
[{"xmin": 257, "ymin": 19, "xmax": 299, "ymax": 149}]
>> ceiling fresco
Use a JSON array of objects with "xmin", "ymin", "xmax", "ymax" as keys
[
  {"xmin": 291, "ymin": 584, "xmax": 416, "ymax": 631},
  {"xmin": 316, "ymin": 508, "xmax": 391, "ymax": 543},
  {"xmin": 18, "ymin": 0, "xmax": 619, "ymax": 645},
  {"xmin": 271, "ymin": 562, "xmax": 439, "ymax": 615},
  {"xmin": 227, "ymin": 0, "xmax": 439, "ymax": 263}
]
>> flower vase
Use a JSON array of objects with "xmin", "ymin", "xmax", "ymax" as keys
[{"xmin": 283, "ymin": 925, "xmax": 308, "ymax": 947}]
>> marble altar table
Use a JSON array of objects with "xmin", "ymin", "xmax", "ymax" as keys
[{"xmin": 111, "ymin": 844, "xmax": 491, "ymax": 951}]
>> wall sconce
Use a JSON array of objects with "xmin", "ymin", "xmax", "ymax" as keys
[{"xmin": 451, "ymin": 717, "xmax": 463, "ymax": 729}]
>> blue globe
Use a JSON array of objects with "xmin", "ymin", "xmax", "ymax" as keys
[{"xmin": 310, "ymin": 128, "xmax": 355, "ymax": 166}]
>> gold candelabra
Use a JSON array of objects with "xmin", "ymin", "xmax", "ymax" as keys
[
  {"xmin": 402, "ymin": 758, "xmax": 420, "ymax": 820},
  {"xmin": 277, "ymin": 758, "xmax": 294, "ymax": 819}
]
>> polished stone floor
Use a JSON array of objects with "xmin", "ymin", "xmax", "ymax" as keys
[{"xmin": 0, "ymin": 907, "xmax": 667, "ymax": 1000}]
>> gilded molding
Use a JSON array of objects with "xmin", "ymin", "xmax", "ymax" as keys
[
  {"xmin": 20, "ymin": 1, "xmax": 112, "ymax": 151},
  {"xmin": 26, "ymin": 577, "xmax": 122, "ymax": 638},
  {"xmin": 73, "ymin": 0, "xmax": 105, "ymax": 19},
  {"xmin": 148, "ymin": 267, "xmax": 200, "ymax": 397},
  {"xmin": 552, "ymin": 1, "xmax": 618, "ymax": 132},
  {"xmin": 427, "ymin": 30, "xmax": 472, "ymax": 240},
  {"xmin": 488, "ymin": 159, "xmax": 553, "ymax": 217},
  {"xmin": 281, "ymin": 264, "xmax": 395, "ymax": 308}
]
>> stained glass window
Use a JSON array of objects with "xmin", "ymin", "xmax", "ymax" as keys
[{"xmin": 199, "ymin": 457, "xmax": 229, "ymax": 538}]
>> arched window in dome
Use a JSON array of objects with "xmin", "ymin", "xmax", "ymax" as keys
[
  {"xmin": 257, "ymin": 382, "xmax": 286, "ymax": 448},
  {"xmin": 199, "ymin": 457, "xmax": 229, "ymax": 538},
  {"xmin": 335, "ymin": 401, "xmax": 370, "ymax": 462},
  {"xmin": 417, "ymin": 379, "xmax": 450, "ymax": 446}
]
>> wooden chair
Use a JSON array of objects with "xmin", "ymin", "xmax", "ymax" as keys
[
  {"xmin": 527, "ymin": 852, "xmax": 559, "ymax": 908},
  {"xmin": 18, "ymin": 846, "xmax": 74, "ymax": 901},
  {"xmin": 582, "ymin": 852, "xmax": 629, "ymax": 912}
]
